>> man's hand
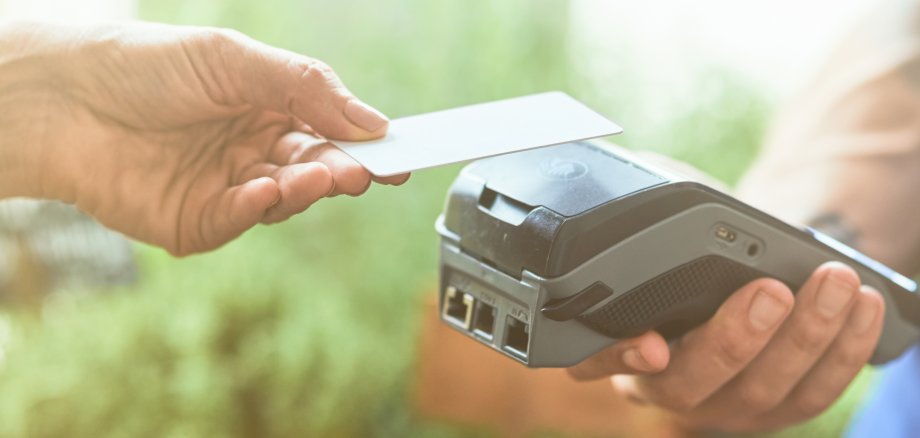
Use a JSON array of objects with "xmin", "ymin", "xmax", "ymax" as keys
[
  {"xmin": 0, "ymin": 21, "xmax": 407, "ymax": 255},
  {"xmin": 568, "ymin": 262, "xmax": 885, "ymax": 433}
]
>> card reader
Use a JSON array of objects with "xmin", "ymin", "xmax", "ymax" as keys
[{"xmin": 436, "ymin": 140, "xmax": 920, "ymax": 367}]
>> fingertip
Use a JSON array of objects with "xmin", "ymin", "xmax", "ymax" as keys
[
  {"xmin": 277, "ymin": 161, "xmax": 334, "ymax": 200},
  {"xmin": 618, "ymin": 332, "xmax": 670, "ymax": 374},
  {"xmin": 638, "ymin": 331, "xmax": 671, "ymax": 372},
  {"xmin": 567, "ymin": 332, "xmax": 666, "ymax": 380},
  {"xmin": 859, "ymin": 284, "xmax": 884, "ymax": 300},
  {"xmin": 299, "ymin": 161, "xmax": 335, "ymax": 198},
  {"xmin": 199, "ymin": 177, "xmax": 280, "ymax": 254},
  {"xmin": 333, "ymin": 160, "xmax": 373, "ymax": 197},
  {"xmin": 287, "ymin": 60, "xmax": 389, "ymax": 140},
  {"xmin": 250, "ymin": 176, "xmax": 281, "ymax": 208},
  {"xmin": 851, "ymin": 285, "xmax": 885, "ymax": 335},
  {"xmin": 858, "ymin": 285, "xmax": 886, "ymax": 316},
  {"xmin": 819, "ymin": 261, "xmax": 861, "ymax": 288},
  {"xmin": 262, "ymin": 162, "xmax": 334, "ymax": 224},
  {"xmin": 376, "ymin": 172, "xmax": 411, "ymax": 186},
  {"xmin": 232, "ymin": 177, "xmax": 279, "ymax": 222}
]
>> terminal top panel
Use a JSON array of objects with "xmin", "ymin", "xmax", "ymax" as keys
[{"xmin": 463, "ymin": 142, "xmax": 666, "ymax": 217}]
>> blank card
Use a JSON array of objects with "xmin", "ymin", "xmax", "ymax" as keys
[{"xmin": 331, "ymin": 92, "xmax": 623, "ymax": 177}]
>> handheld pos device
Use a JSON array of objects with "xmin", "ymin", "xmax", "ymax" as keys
[{"xmin": 436, "ymin": 140, "xmax": 920, "ymax": 367}]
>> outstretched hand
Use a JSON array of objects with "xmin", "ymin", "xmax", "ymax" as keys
[
  {"xmin": 0, "ymin": 21, "xmax": 407, "ymax": 255},
  {"xmin": 569, "ymin": 262, "xmax": 884, "ymax": 433}
]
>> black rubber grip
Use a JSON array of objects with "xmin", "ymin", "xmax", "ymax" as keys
[{"xmin": 578, "ymin": 255, "xmax": 771, "ymax": 340}]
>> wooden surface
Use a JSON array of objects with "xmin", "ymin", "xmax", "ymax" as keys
[{"xmin": 413, "ymin": 295, "xmax": 692, "ymax": 438}]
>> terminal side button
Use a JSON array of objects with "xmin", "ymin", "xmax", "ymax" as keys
[{"xmin": 541, "ymin": 282, "xmax": 613, "ymax": 321}]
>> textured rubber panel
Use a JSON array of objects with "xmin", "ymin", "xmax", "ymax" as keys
[{"xmin": 578, "ymin": 255, "xmax": 770, "ymax": 340}]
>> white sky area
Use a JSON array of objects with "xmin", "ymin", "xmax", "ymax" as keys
[{"xmin": 570, "ymin": 0, "xmax": 877, "ymax": 99}]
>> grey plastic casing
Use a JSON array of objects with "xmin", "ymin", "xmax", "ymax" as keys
[{"xmin": 436, "ymin": 140, "xmax": 920, "ymax": 367}]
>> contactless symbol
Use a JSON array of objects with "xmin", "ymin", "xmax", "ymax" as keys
[{"xmin": 539, "ymin": 158, "xmax": 589, "ymax": 181}]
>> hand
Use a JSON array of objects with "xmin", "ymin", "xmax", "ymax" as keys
[
  {"xmin": 568, "ymin": 262, "xmax": 885, "ymax": 433},
  {"xmin": 0, "ymin": 21, "xmax": 407, "ymax": 255}
]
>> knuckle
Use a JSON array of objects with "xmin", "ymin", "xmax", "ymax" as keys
[
  {"xmin": 736, "ymin": 383, "xmax": 782, "ymax": 412},
  {"xmin": 722, "ymin": 419, "xmax": 780, "ymax": 435},
  {"xmin": 833, "ymin": 344, "xmax": 871, "ymax": 369},
  {"xmin": 792, "ymin": 393, "xmax": 832, "ymax": 418},
  {"xmin": 711, "ymin": 330, "xmax": 756, "ymax": 370},
  {"xmin": 314, "ymin": 164, "xmax": 336, "ymax": 194},
  {"xmin": 666, "ymin": 393, "xmax": 702, "ymax": 413},
  {"xmin": 597, "ymin": 350, "xmax": 623, "ymax": 374},
  {"xmin": 299, "ymin": 58, "xmax": 339, "ymax": 83},
  {"xmin": 199, "ymin": 27, "xmax": 248, "ymax": 49},
  {"xmin": 790, "ymin": 322, "xmax": 831, "ymax": 352},
  {"xmin": 654, "ymin": 384, "xmax": 703, "ymax": 413}
]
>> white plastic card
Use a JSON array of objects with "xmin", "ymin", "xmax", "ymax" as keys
[{"xmin": 331, "ymin": 92, "xmax": 623, "ymax": 177}]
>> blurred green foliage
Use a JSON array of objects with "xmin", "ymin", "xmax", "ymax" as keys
[{"xmin": 0, "ymin": 1, "xmax": 873, "ymax": 437}]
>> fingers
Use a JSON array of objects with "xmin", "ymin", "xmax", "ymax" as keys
[
  {"xmin": 686, "ymin": 262, "xmax": 860, "ymax": 423},
  {"xmin": 744, "ymin": 286, "xmax": 884, "ymax": 431},
  {"xmin": 260, "ymin": 162, "xmax": 334, "ymax": 224},
  {"xmin": 195, "ymin": 163, "xmax": 333, "ymax": 251},
  {"xmin": 193, "ymin": 176, "xmax": 280, "ymax": 254},
  {"xmin": 373, "ymin": 172, "xmax": 412, "ymax": 186},
  {"xmin": 195, "ymin": 29, "xmax": 388, "ymax": 140},
  {"xmin": 270, "ymin": 132, "xmax": 410, "ymax": 195},
  {"xmin": 620, "ymin": 279, "xmax": 794, "ymax": 412},
  {"xmin": 567, "ymin": 331, "xmax": 670, "ymax": 381},
  {"xmin": 605, "ymin": 265, "xmax": 885, "ymax": 434}
]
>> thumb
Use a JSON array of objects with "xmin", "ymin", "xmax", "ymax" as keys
[
  {"xmin": 198, "ymin": 29, "xmax": 389, "ymax": 140},
  {"xmin": 567, "ymin": 331, "xmax": 670, "ymax": 381}
]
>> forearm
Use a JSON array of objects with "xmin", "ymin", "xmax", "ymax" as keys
[
  {"xmin": 0, "ymin": 78, "xmax": 46, "ymax": 199},
  {"xmin": 736, "ymin": 58, "xmax": 920, "ymax": 275},
  {"xmin": 735, "ymin": 0, "xmax": 920, "ymax": 276},
  {"xmin": 0, "ymin": 114, "xmax": 39, "ymax": 199},
  {"xmin": 0, "ymin": 21, "xmax": 91, "ymax": 201},
  {"xmin": 0, "ymin": 22, "xmax": 56, "ymax": 199},
  {"xmin": 738, "ymin": 150, "xmax": 920, "ymax": 275}
]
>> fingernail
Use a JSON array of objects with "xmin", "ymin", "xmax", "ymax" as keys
[
  {"xmin": 749, "ymin": 290, "xmax": 787, "ymax": 331},
  {"xmin": 621, "ymin": 347, "xmax": 653, "ymax": 372},
  {"xmin": 816, "ymin": 272, "xmax": 856, "ymax": 318},
  {"xmin": 851, "ymin": 292, "xmax": 879, "ymax": 335},
  {"xmin": 344, "ymin": 99, "xmax": 389, "ymax": 132}
]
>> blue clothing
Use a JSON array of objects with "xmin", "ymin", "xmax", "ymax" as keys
[{"xmin": 847, "ymin": 346, "xmax": 920, "ymax": 437}]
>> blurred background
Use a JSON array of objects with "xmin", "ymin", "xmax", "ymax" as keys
[{"xmin": 0, "ymin": 0, "xmax": 883, "ymax": 436}]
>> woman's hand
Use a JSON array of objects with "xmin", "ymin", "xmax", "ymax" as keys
[
  {"xmin": 0, "ymin": 21, "xmax": 407, "ymax": 255},
  {"xmin": 568, "ymin": 262, "xmax": 884, "ymax": 433}
]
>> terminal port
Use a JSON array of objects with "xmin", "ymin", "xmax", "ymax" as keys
[
  {"xmin": 442, "ymin": 286, "xmax": 474, "ymax": 329},
  {"xmin": 504, "ymin": 316, "xmax": 530, "ymax": 358},
  {"xmin": 715, "ymin": 225, "xmax": 737, "ymax": 242},
  {"xmin": 472, "ymin": 301, "xmax": 497, "ymax": 340}
]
